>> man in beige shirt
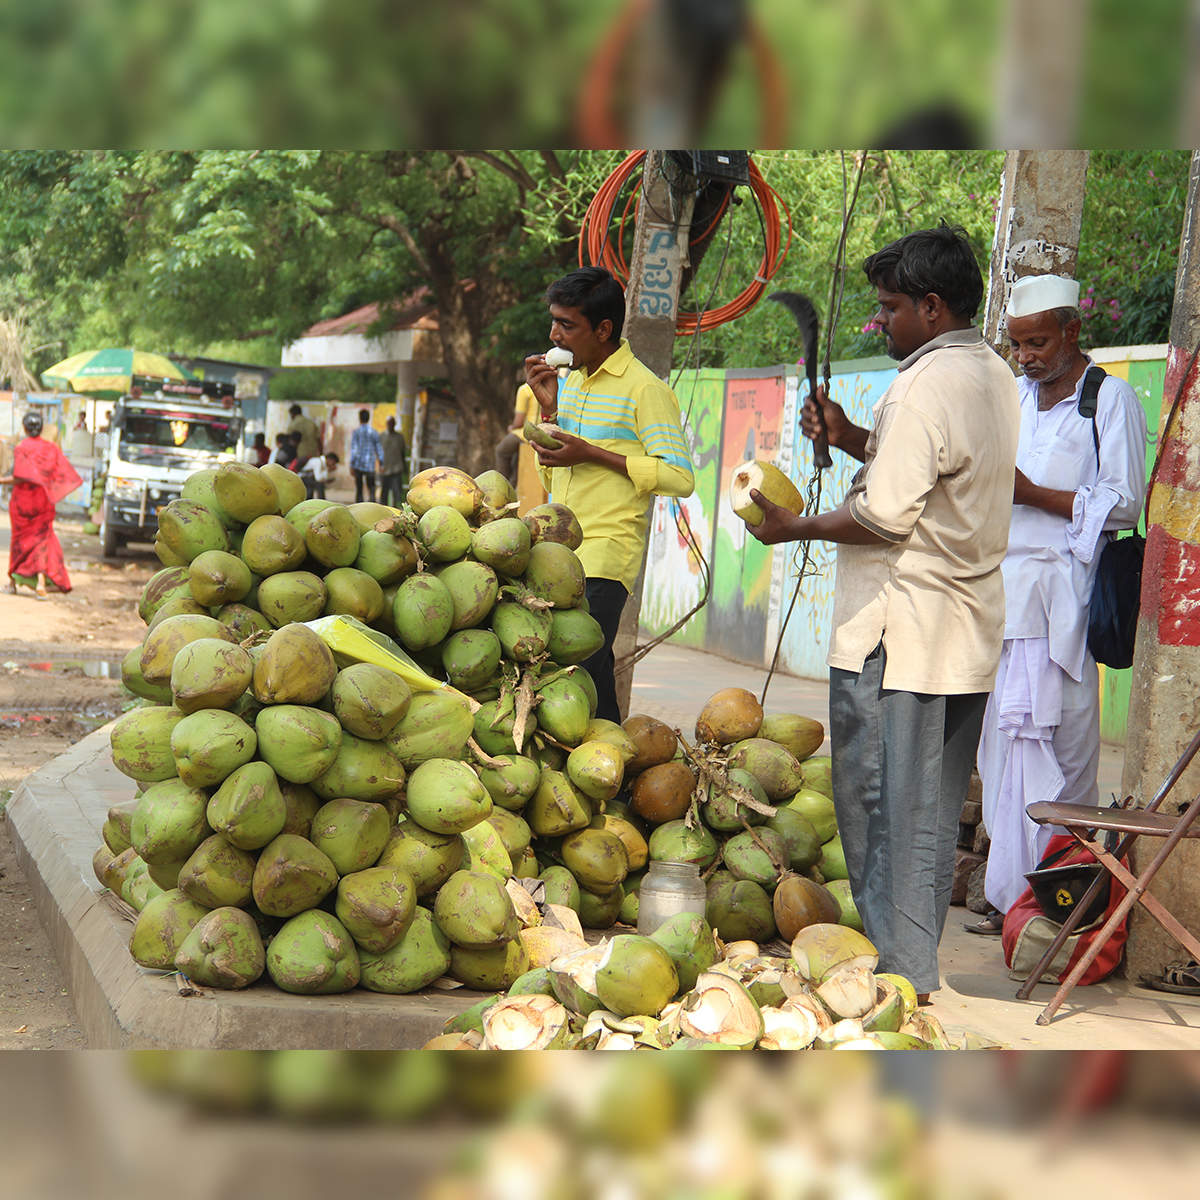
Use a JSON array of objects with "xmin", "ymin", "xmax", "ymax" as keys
[{"xmin": 749, "ymin": 223, "xmax": 1019, "ymax": 1000}]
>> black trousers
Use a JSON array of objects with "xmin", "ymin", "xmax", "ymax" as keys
[
  {"xmin": 379, "ymin": 472, "xmax": 405, "ymax": 506},
  {"xmin": 353, "ymin": 468, "xmax": 376, "ymax": 503},
  {"xmin": 579, "ymin": 577, "xmax": 629, "ymax": 724}
]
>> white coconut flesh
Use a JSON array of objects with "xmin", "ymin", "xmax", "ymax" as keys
[
  {"xmin": 790, "ymin": 923, "xmax": 879, "ymax": 983},
  {"xmin": 758, "ymin": 1004, "xmax": 821, "ymax": 1050},
  {"xmin": 482, "ymin": 994, "xmax": 569, "ymax": 1049},
  {"xmin": 814, "ymin": 964, "xmax": 877, "ymax": 1020},
  {"xmin": 679, "ymin": 973, "xmax": 763, "ymax": 1043}
]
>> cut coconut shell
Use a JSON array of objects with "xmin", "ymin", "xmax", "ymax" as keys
[
  {"xmin": 480, "ymin": 993, "xmax": 572, "ymax": 1049},
  {"xmin": 676, "ymin": 971, "xmax": 764, "ymax": 1048},
  {"xmin": 728, "ymin": 459, "xmax": 803, "ymax": 527},
  {"xmin": 758, "ymin": 1003, "xmax": 822, "ymax": 1050},
  {"xmin": 790, "ymin": 923, "xmax": 879, "ymax": 984}
]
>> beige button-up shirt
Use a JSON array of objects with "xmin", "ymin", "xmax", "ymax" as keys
[{"xmin": 827, "ymin": 328, "xmax": 1020, "ymax": 695}]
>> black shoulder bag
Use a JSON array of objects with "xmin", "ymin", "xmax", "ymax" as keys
[{"xmin": 1078, "ymin": 365, "xmax": 1145, "ymax": 670}]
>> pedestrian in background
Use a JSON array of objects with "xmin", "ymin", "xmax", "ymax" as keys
[
  {"xmin": 298, "ymin": 452, "xmax": 339, "ymax": 500},
  {"xmin": 379, "ymin": 416, "xmax": 409, "ymax": 506},
  {"xmin": 1, "ymin": 411, "xmax": 83, "ymax": 598},
  {"xmin": 349, "ymin": 408, "xmax": 384, "ymax": 503},
  {"xmin": 287, "ymin": 403, "xmax": 322, "ymax": 461},
  {"xmin": 747, "ymin": 224, "xmax": 1019, "ymax": 1001}
]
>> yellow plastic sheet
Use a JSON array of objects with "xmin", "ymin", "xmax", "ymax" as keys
[{"xmin": 304, "ymin": 614, "xmax": 471, "ymax": 706}]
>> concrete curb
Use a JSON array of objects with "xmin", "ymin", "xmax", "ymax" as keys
[{"xmin": 7, "ymin": 725, "xmax": 477, "ymax": 1048}]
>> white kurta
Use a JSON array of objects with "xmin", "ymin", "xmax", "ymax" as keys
[{"xmin": 979, "ymin": 362, "xmax": 1148, "ymax": 913}]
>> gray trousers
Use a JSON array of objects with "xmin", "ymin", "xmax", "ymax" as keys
[{"xmin": 829, "ymin": 644, "xmax": 987, "ymax": 994}]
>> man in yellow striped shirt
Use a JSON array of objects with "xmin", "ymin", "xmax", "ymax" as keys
[{"xmin": 525, "ymin": 266, "xmax": 695, "ymax": 721}]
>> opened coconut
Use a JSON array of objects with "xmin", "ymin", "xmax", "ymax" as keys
[{"xmin": 728, "ymin": 459, "xmax": 803, "ymax": 527}]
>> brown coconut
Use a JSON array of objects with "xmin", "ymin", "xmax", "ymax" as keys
[
  {"xmin": 630, "ymin": 760, "xmax": 696, "ymax": 824},
  {"xmin": 772, "ymin": 874, "xmax": 842, "ymax": 941},
  {"xmin": 621, "ymin": 714, "xmax": 678, "ymax": 774},
  {"xmin": 694, "ymin": 687, "xmax": 764, "ymax": 746}
]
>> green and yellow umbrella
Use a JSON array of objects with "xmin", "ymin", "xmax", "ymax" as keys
[{"xmin": 41, "ymin": 347, "xmax": 192, "ymax": 395}]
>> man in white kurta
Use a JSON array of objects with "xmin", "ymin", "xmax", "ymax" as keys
[{"xmin": 977, "ymin": 274, "xmax": 1148, "ymax": 920}]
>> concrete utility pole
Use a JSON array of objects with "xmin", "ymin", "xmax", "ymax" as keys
[
  {"xmin": 611, "ymin": 151, "xmax": 696, "ymax": 718},
  {"xmin": 983, "ymin": 150, "xmax": 1090, "ymax": 349},
  {"xmin": 1122, "ymin": 150, "xmax": 1200, "ymax": 982}
]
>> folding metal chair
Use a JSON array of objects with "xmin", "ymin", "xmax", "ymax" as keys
[{"xmin": 1014, "ymin": 727, "xmax": 1200, "ymax": 1025}]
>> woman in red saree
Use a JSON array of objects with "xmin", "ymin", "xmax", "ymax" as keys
[{"xmin": 2, "ymin": 411, "xmax": 82, "ymax": 597}]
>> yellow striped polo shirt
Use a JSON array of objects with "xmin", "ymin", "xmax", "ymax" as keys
[{"xmin": 539, "ymin": 339, "xmax": 694, "ymax": 590}]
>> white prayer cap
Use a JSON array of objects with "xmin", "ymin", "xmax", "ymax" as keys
[{"xmin": 1006, "ymin": 274, "xmax": 1081, "ymax": 319}]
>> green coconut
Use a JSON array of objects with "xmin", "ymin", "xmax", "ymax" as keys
[
  {"xmin": 154, "ymin": 499, "xmax": 230, "ymax": 565},
  {"xmin": 578, "ymin": 883, "xmax": 625, "ymax": 929},
  {"xmin": 392, "ymin": 573, "xmax": 454, "ymax": 651},
  {"xmin": 433, "ymin": 870, "xmax": 519, "ymax": 949},
  {"xmin": 169, "ymin": 638, "xmax": 253, "ymax": 714},
  {"xmin": 304, "ymin": 503, "xmax": 362, "ymax": 568},
  {"xmin": 171, "ymin": 709, "xmax": 257, "ymax": 788},
  {"xmin": 706, "ymin": 872, "xmax": 776, "ymax": 943},
  {"xmin": 256, "ymin": 571, "xmax": 327, "ymax": 627},
  {"xmin": 254, "ymin": 704, "xmax": 343, "ymax": 784},
  {"xmin": 330, "ymin": 662, "xmax": 413, "ymax": 739},
  {"xmin": 484, "ymin": 807, "xmax": 532, "ymax": 860},
  {"xmin": 536, "ymin": 674, "xmax": 592, "ymax": 747},
  {"xmin": 215, "ymin": 603, "xmax": 272, "ymax": 639},
  {"xmin": 279, "ymin": 781, "xmax": 322, "ymax": 838},
  {"xmin": 538, "ymin": 865, "xmax": 581, "ymax": 913},
  {"xmin": 139, "ymin": 566, "xmax": 194, "ymax": 624},
  {"xmin": 140, "ymin": 613, "xmax": 236, "ymax": 685},
  {"xmin": 824, "ymin": 878, "xmax": 864, "ymax": 931},
  {"xmin": 266, "ymin": 910, "xmax": 361, "ymax": 995},
  {"xmin": 385, "ymin": 690, "xmax": 475, "ymax": 767},
  {"xmin": 525, "ymin": 770, "xmax": 591, "ymax": 837},
  {"xmin": 439, "ymin": 560, "xmax": 499, "ymax": 630},
  {"xmin": 358, "ymin": 907, "xmax": 452, "ymax": 994},
  {"xmin": 471, "ymin": 517, "xmax": 531, "ymax": 576},
  {"xmin": 110, "ymin": 706, "xmax": 185, "ymax": 782},
  {"xmin": 213, "ymin": 462, "xmax": 279, "ymax": 524},
  {"xmin": 647, "ymin": 820, "xmax": 720, "ymax": 870},
  {"xmin": 595, "ymin": 934, "xmax": 679, "ymax": 1017},
  {"xmin": 406, "ymin": 757, "xmax": 492, "ymax": 835},
  {"xmin": 561, "ymin": 827, "xmax": 629, "ymax": 893},
  {"xmin": 376, "ymin": 818, "xmax": 465, "ymax": 896},
  {"xmin": 701, "ymin": 768, "xmax": 770, "ymax": 832},
  {"xmin": 448, "ymin": 940, "xmax": 529, "ymax": 991},
  {"xmin": 648, "ymin": 912, "xmax": 720, "ymax": 993},
  {"xmin": 120, "ymin": 645, "xmax": 174, "ymax": 704},
  {"xmin": 442, "ymin": 629, "xmax": 503, "ymax": 692},
  {"xmin": 417, "ymin": 504, "xmax": 473, "ymax": 561},
  {"xmin": 102, "ymin": 803, "xmax": 136, "ymax": 855},
  {"xmin": 239, "ymin": 514, "xmax": 308, "ymax": 576},
  {"xmin": 309, "ymin": 797, "xmax": 392, "ymax": 875},
  {"xmin": 128, "ymin": 889, "xmax": 211, "ymax": 970},
  {"xmin": 310, "ymin": 732, "xmax": 407, "ymax": 803},
  {"xmin": 354, "ymin": 529, "xmax": 419, "ymax": 586},
  {"xmin": 765, "ymin": 807, "xmax": 822, "ymax": 873},
  {"xmin": 491, "ymin": 601, "xmax": 552, "ymax": 662},
  {"xmin": 260, "ymin": 463, "xmax": 308, "ymax": 515},
  {"xmin": 206, "ymin": 760, "xmax": 288, "ymax": 851},
  {"xmin": 581, "ymin": 718, "xmax": 638, "ymax": 765},
  {"xmin": 592, "ymin": 813, "xmax": 649, "ymax": 873},
  {"xmin": 800, "ymin": 755, "xmax": 833, "ymax": 798},
  {"xmin": 460, "ymin": 820, "xmax": 513, "ymax": 880},
  {"xmin": 523, "ymin": 502, "xmax": 583, "ymax": 550},
  {"xmin": 334, "ymin": 866, "xmax": 417, "ymax": 953},
  {"xmin": 546, "ymin": 607, "xmax": 605, "ymax": 665},
  {"xmin": 726, "ymin": 737, "xmax": 805, "ymax": 801},
  {"xmin": 130, "ymin": 778, "xmax": 211, "ymax": 867},
  {"xmin": 187, "ymin": 550, "xmax": 253, "ymax": 607},
  {"xmin": 785, "ymin": 787, "xmax": 838, "ymax": 843},
  {"xmin": 174, "ymin": 908, "xmax": 266, "ymax": 990},
  {"xmin": 251, "ymin": 833, "xmax": 340, "ymax": 917},
  {"xmin": 758, "ymin": 713, "xmax": 825, "ymax": 762},
  {"xmin": 251, "ymin": 623, "xmax": 338, "ymax": 705},
  {"xmin": 818, "ymin": 835, "xmax": 849, "ymax": 881},
  {"xmin": 523, "ymin": 540, "xmax": 586, "ymax": 608},
  {"xmin": 176, "ymin": 835, "xmax": 257, "ymax": 909},
  {"xmin": 323, "ymin": 566, "xmax": 385, "ymax": 623},
  {"xmin": 475, "ymin": 754, "xmax": 542, "ymax": 811},
  {"xmin": 723, "ymin": 827, "xmax": 789, "ymax": 889}
]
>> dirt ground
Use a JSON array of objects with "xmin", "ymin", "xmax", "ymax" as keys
[{"xmin": 0, "ymin": 504, "xmax": 156, "ymax": 1048}]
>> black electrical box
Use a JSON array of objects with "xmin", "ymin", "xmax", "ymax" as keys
[{"xmin": 667, "ymin": 150, "xmax": 751, "ymax": 187}]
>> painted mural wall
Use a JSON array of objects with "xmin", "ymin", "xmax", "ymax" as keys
[{"xmin": 642, "ymin": 345, "xmax": 1169, "ymax": 745}]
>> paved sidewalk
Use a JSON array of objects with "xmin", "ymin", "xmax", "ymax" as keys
[{"xmin": 631, "ymin": 643, "xmax": 1200, "ymax": 1049}]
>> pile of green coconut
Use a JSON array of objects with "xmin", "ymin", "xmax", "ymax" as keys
[{"xmin": 91, "ymin": 457, "xmax": 950, "ymax": 1038}]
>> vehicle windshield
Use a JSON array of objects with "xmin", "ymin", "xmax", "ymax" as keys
[{"xmin": 119, "ymin": 409, "xmax": 241, "ymax": 456}]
